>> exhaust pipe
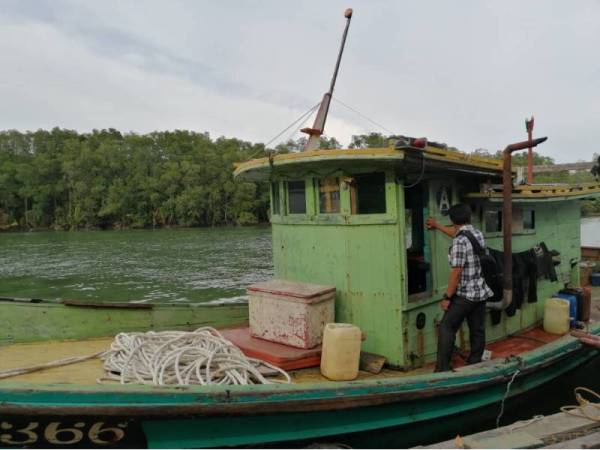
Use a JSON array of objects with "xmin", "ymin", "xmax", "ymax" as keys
[{"xmin": 486, "ymin": 136, "xmax": 547, "ymax": 311}]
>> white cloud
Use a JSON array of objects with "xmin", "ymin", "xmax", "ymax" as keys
[
  {"xmin": 0, "ymin": 20, "xmax": 360, "ymax": 145},
  {"xmin": 1, "ymin": 0, "xmax": 600, "ymax": 161}
]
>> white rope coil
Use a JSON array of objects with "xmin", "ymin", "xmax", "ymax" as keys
[{"xmin": 101, "ymin": 327, "xmax": 291, "ymax": 386}]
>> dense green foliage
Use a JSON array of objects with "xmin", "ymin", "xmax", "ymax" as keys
[
  {"xmin": 1, "ymin": 129, "xmax": 598, "ymax": 231},
  {"xmin": 0, "ymin": 128, "xmax": 271, "ymax": 230}
]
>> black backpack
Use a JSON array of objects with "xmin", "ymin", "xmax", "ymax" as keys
[{"xmin": 457, "ymin": 230, "xmax": 501, "ymax": 296}]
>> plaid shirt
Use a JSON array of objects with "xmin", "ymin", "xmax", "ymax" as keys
[{"xmin": 448, "ymin": 224, "xmax": 494, "ymax": 302}]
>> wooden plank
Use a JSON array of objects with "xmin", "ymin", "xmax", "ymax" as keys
[
  {"xmin": 463, "ymin": 431, "xmax": 543, "ymax": 449},
  {"xmin": 0, "ymin": 352, "xmax": 104, "ymax": 380},
  {"xmin": 454, "ymin": 359, "xmax": 498, "ymax": 372},
  {"xmin": 2, "ymin": 300, "xmax": 248, "ymax": 345},
  {"xmin": 61, "ymin": 299, "xmax": 153, "ymax": 309},
  {"xmin": 359, "ymin": 351, "xmax": 386, "ymax": 374},
  {"xmin": 0, "ymin": 338, "xmax": 111, "ymax": 384},
  {"xmin": 543, "ymin": 429, "xmax": 600, "ymax": 448},
  {"xmin": 422, "ymin": 407, "xmax": 600, "ymax": 449}
]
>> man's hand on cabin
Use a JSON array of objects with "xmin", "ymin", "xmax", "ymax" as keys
[
  {"xmin": 440, "ymin": 292, "xmax": 453, "ymax": 311},
  {"xmin": 426, "ymin": 217, "xmax": 438, "ymax": 230}
]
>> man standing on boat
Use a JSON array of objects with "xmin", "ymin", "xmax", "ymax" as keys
[{"xmin": 427, "ymin": 204, "xmax": 494, "ymax": 372}]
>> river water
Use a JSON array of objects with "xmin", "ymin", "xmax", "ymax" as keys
[
  {"xmin": 0, "ymin": 227, "xmax": 273, "ymax": 304},
  {"xmin": 1, "ymin": 218, "xmax": 599, "ymax": 303}
]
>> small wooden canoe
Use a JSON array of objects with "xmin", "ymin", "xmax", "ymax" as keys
[{"xmin": 1, "ymin": 292, "xmax": 599, "ymax": 448}]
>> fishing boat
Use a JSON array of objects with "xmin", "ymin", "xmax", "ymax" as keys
[{"xmin": 3, "ymin": 8, "xmax": 600, "ymax": 449}]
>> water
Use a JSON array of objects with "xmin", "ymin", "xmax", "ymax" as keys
[
  {"xmin": 1, "ymin": 217, "xmax": 599, "ymax": 304},
  {"xmin": 582, "ymin": 217, "xmax": 600, "ymax": 247},
  {"xmin": 0, "ymin": 227, "xmax": 273, "ymax": 304}
]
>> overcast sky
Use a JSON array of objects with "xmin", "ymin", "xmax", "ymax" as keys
[{"xmin": 1, "ymin": 1, "xmax": 599, "ymax": 162}]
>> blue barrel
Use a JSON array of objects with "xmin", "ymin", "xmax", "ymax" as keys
[
  {"xmin": 592, "ymin": 272, "xmax": 600, "ymax": 287},
  {"xmin": 559, "ymin": 288, "xmax": 584, "ymax": 321},
  {"xmin": 556, "ymin": 292, "xmax": 578, "ymax": 326}
]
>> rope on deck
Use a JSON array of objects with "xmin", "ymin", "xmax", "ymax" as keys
[
  {"xmin": 100, "ymin": 327, "xmax": 291, "ymax": 386},
  {"xmin": 0, "ymin": 351, "xmax": 106, "ymax": 380}
]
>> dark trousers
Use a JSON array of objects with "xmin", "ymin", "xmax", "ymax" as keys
[{"xmin": 435, "ymin": 296, "xmax": 486, "ymax": 372}]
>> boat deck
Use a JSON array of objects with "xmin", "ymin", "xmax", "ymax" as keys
[
  {"xmin": 2, "ymin": 287, "xmax": 599, "ymax": 386},
  {"xmin": 0, "ymin": 324, "xmax": 587, "ymax": 386},
  {"xmin": 0, "ymin": 336, "xmax": 414, "ymax": 384}
]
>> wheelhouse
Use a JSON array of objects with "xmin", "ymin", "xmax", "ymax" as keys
[{"xmin": 235, "ymin": 142, "xmax": 600, "ymax": 368}]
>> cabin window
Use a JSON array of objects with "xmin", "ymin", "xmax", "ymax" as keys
[
  {"xmin": 484, "ymin": 209, "xmax": 502, "ymax": 233},
  {"xmin": 523, "ymin": 209, "xmax": 535, "ymax": 230},
  {"xmin": 318, "ymin": 178, "xmax": 341, "ymax": 214},
  {"xmin": 350, "ymin": 172, "xmax": 387, "ymax": 214},
  {"xmin": 271, "ymin": 182, "xmax": 280, "ymax": 215},
  {"xmin": 483, "ymin": 207, "xmax": 535, "ymax": 234},
  {"xmin": 287, "ymin": 181, "xmax": 306, "ymax": 214}
]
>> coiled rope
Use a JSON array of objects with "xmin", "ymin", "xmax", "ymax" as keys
[
  {"xmin": 560, "ymin": 387, "xmax": 600, "ymax": 422},
  {"xmin": 101, "ymin": 327, "xmax": 291, "ymax": 386}
]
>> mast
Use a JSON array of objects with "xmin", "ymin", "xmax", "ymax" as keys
[
  {"xmin": 526, "ymin": 115, "xmax": 535, "ymax": 183},
  {"xmin": 301, "ymin": 8, "xmax": 353, "ymax": 151}
]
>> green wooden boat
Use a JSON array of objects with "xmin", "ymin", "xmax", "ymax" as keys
[
  {"xmin": 2, "ymin": 141, "xmax": 600, "ymax": 447},
  {"xmin": 3, "ymin": 9, "xmax": 600, "ymax": 449},
  {"xmin": 0, "ymin": 292, "xmax": 599, "ymax": 448}
]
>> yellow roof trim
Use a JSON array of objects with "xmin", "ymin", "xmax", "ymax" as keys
[{"xmin": 234, "ymin": 145, "xmax": 504, "ymax": 179}]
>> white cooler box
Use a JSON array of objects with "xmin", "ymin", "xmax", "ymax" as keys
[{"xmin": 247, "ymin": 279, "xmax": 335, "ymax": 349}]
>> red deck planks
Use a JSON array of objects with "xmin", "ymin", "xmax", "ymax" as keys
[
  {"xmin": 452, "ymin": 327, "xmax": 563, "ymax": 367},
  {"xmin": 224, "ymin": 325, "xmax": 565, "ymax": 372},
  {"xmin": 221, "ymin": 327, "xmax": 322, "ymax": 370}
]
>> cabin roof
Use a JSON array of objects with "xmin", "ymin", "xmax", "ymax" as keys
[
  {"xmin": 234, "ymin": 145, "xmax": 505, "ymax": 181},
  {"xmin": 465, "ymin": 182, "xmax": 600, "ymax": 202}
]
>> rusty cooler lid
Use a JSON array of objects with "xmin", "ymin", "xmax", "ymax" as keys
[{"xmin": 247, "ymin": 279, "xmax": 336, "ymax": 303}]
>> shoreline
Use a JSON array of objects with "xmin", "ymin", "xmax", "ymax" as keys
[
  {"xmin": 3, "ymin": 216, "xmax": 600, "ymax": 233},
  {"xmin": 0, "ymin": 223, "xmax": 273, "ymax": 233}
]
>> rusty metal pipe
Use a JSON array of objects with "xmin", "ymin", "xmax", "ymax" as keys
[
  {"xmin": 491, "ymin": 136, "xmax": 547, "ymax": 311},
  {"xmin": 526, "ymin": 116, "xmax": 535, "ymax": 184}
]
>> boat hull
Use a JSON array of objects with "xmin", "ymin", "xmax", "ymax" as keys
[{"xmin": 1, "ymin": 335, "xmax": 598, "ymax": 448}]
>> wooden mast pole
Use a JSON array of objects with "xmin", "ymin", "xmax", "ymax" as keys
[{"xmin": 302, "ymin": 8, "xmax": 353, "ymax": 151}]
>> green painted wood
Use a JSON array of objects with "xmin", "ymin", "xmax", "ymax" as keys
[
  {"xmin": 141, "ymin": 348, "xmax": 594, "ymax": 448},
  {"xmin": 1, "ymin": 310, "xmax": 598, "ymax": 447},
  {"xmin": 268, "ymin": 165, "xmax": 586, "ymax": 368},
  {"xmin": 272, "ymin": 222, "xmax": 404, "ymax": 364},
  {"xmin": 0, "ymin": 299, "xmax": 248, "ymax": 344},
  {"xmin": 270, "ymin": 170, "xmax": 405, "ymax": 365}
]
